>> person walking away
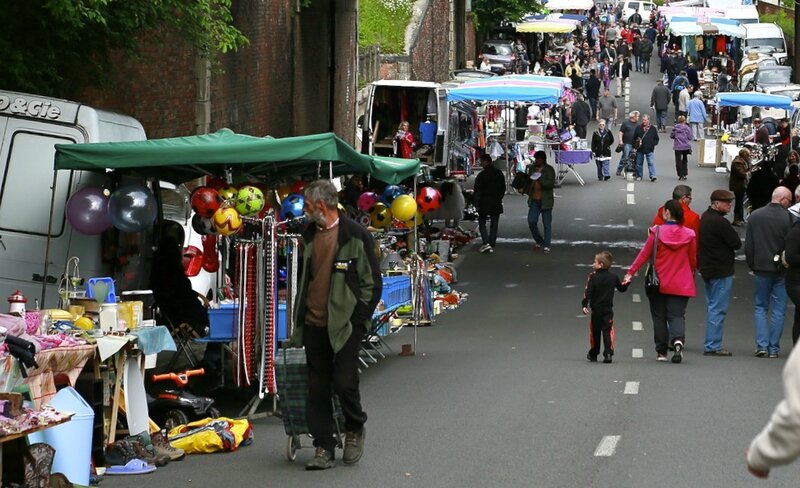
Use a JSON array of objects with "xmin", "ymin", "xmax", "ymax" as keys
[
  {"xmin": 586, "ymin": 69, "xmax": 602, "ymax": 119},
  {"xmin": 612, "ymin": 55, "xmax": 631, "ymax": 98},
  {"xmin": 639, "ymin": 34, "xmax": 653, "ymax": 74},
  {"xmin": 582, "ymin": 250, "xmax": 629, "ymax": 363},
  {"xmin": 677, "ymin": 84, "xmax": 691, "ymax": 122},
  {"xmin": 291, "ymin": 180, "xmax": 382, "ymax": 470},
  {"xmin": 633, "ymin": 114, "xmax": 659, "ymax": 181},
  {"xmin": 671, "ymin": 71, "xmax": 689, "ymax": 122},
  {"xmin": 671, "ymin": 116, "xmax": 692, "ymax": 180},
  {"xmin": 632, "ymin": 35, "xmax": 643, "ymax": 72},
  {"xmin": 628, "ymin": 8, "xmax": 642, "ymax": 25},
  {"xmin": 572, "ymin": 95, "xmax": 591, "ymax": 139},
  {"xmin": 698, "ymin": 189, "xmax": 741, "ymax": 356},
  {"xmin": 652, "ymin": 184, "xmax": 700, "ymax": 236},
  {"xmin": 624, "ymin": 199, "xmax": 697, "ymax": 363},
  {"xmin": 592, "ymin": 119, "xmax": 615, "ymax": 181},
  {"xmin": 747, "ymin": 345, "xmax": 800, "ymax": 479},
  {"xmin": 474, "ymin": 154, "xmax": 505, "ymax": 254},
  {"xmin": 745, "ymin": 187, "xmax": 793, "ymax": 358},
  {"xmin": 730, "ymin": 148, "xmax": 751, "ymax": 226},
  {"xmin": 526, "ymin": 150, "xmax": 556, "ymax": 254},
  {"xmin": 597, "ymin": 87, "xmax": 618, "ymax": 127},
  {"xmin": 784, "ymin": 210, "xmax": 800, "ymax": 343},
  {"xmin": 687, "ymin": 91, "xmax": 707, "ymax": 141},
  {"xmin": 616, "ymin": 111, "xmax": 640, "ymax": 176}
]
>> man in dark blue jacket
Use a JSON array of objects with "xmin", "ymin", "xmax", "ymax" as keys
[{"xmin": 474, "ymin": 154, "xmax": 506, "ymax": 253}]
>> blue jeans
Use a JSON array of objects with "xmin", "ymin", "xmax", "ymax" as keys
[
  {"xmin": 704, "ymin": 276, "xmax": 733, "ymax": 352},
  {"xmin": 616, "ymin": 143, "xmax": 632, "ymax": 173},
  {"xmin": 641, "ymin": 56, "xmax": 650, "ymax": 73},
  {"xmin": 754, "ymin": 274, "xmax": 788, "ymax": 354},
  {"xmin": 527, "ymin": 199, "xmax": 552, "ymax": 247},
  {"xmin": 636, "ymin": 151, "xmax": 656, "ymax": 179},
  {"xmin": 589, "ymin": 98, "xmax": 598, "ymax": 119},
  {"xmin": 655, "ymin": 109, "xmax": 667, "ymax": 129},
  {"xmin": 596, "ymin": 158, "xmax": 610, "ymax": 179},
  {"xmin": 634, "ymin": 55, "xmax": 640, "ymax": 71}
]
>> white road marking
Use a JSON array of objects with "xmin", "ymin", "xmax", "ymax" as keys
[
  {"xmin": 594, "ymin": 435, "xmax": 621, "ymax": 457},
  {"xmin": 632, "ymin": 348, "xmax": 643, "ymax": 358},
  {"xmin": 624, "ymin": 381, "xmax": 640, "ymax": 394},
  {"xmin": 632, "ymin": 294, "xmax": 641, "ymax": 303},
  {"xmin": 632, "ymin": 321, "xmax": 643, "ymax": 331},
  {"xmin": 626, "ymin": 194, "xmax": 636, "ymax": 205},
  {"xmin": 627, "ymin": 183, "xmax": 635, "ymax": 192},
  {"xmin": 627, "ymin": 219, "xmax": 634, "ymax": 227}
]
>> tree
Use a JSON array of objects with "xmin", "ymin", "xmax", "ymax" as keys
[
  {"xmin": 471, "ymin": 0, "xmax": 545, "ymax": 32},
  {"xmin": 0, "ymin": 0, "xmax": 248, "ymax": 97}
]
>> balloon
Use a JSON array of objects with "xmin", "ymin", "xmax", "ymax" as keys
[
  {"xmin": 280, "ymin": 193, "xmax": 305, "ymax": 220},
  {"xmin": 191, "ymin": 186, "xmax": 222, "ymax": 218},
  {"xmin": 381, "ymin": 185, "xmax": 403, "ymax": 205},
  {"xmin": 108, "ymin": 184, "xmax": 157, "ymax": 233},
  {"xmin": 218, "ymin": 185, "xmax": 238, "ymax": 202},
  {"xmin": 234, "ymin": 185, "xmax": 265, "ymax": 216},
  {"xmin": 212, "ymin": 207, "xmax": 243, "ymax": 236},
  {"xmin": 416, "ymin": 186, "xmax": 442, "ymax": 213},
  {"xmin": 66, "ymin": 186, "xmax": 112, "ymax": 235},
  {"xmin": 403, "ymin": 211, "xmax": 424, "ymax": 229},
  {"xmin": 391, "ymin": 194, "xmax": 417, "ymax": 221},
  {"xmin": 357, "ymin": 192, "xmax": 379, "ymax": 212},
  {"xmin": 370, "ymin": 203, "xmax": 392, "ymax": 229},
  {"xmin": 191, "ymin": 214, "xmax": 216, "ymax": 235}
]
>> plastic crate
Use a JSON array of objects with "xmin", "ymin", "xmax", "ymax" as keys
[
  {"xmin": 208, "ymin": 303, "xmax": 238, "ymax": 340},
  {"xmin": 381, "ymin": 276, "xmax": 411, "ymax": 309}
]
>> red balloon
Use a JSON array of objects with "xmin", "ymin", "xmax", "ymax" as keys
[
  {"xmin": 416, "ymin": 186, "xmax": 442, "ymax": 213},
  {"xmin": 191, "ymin": 186, "xmax": 223, "ymax": 218}
]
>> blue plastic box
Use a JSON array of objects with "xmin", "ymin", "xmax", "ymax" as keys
[
  {"xmin": 381, "ymin": 276, "xmax": 411, "ymax": 309},
  {"xmin": 208, "ymin": 303, "xmax": 238, "ymax": 340}
]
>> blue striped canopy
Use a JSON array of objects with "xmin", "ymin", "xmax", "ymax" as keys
[{"xmin": 715, "ymin": 92, "xmax": 795, "ymax": 112}]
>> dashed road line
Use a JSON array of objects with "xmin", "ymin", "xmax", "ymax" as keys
[
  {"xmin": 632, "ymin": 321, "xmax": 643, "ymax": 331},
  {"xmin": 627, "ymin": 218, "xmax": 634, "ymax": 227},
  {"xmin": 632, "ymin": 293, "xmax": 641, "ymax": 303},
  {"xmin": 594, "ymin": 435, "xmax": 621, "ymax": 457},
  {"xmin": 624, "ymin": 381, "xmax": 640, "ymax": 394},
  {"xmin": 632, "ymin": 348, "xmax": 643, "ymax": 358},
  {"xmin": 626, "ymin": 183, "xmax": 635, "ymax": 192},
  {"xmin": 626, "ymin": 194, "xmax": 636, "ymax": 205}
]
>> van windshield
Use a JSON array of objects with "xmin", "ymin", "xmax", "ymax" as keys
[
  {"xmin": 745, "ymin": 38, "xmax": 785, "ymax": 52},
  {"xmin": 758, "ymin": 69, "xmax": 791, "ymax": 84}
]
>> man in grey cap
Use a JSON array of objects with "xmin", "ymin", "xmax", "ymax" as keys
[{"xmin": 698, "ymin": 189, "xmax": 741, "ymax": 356}]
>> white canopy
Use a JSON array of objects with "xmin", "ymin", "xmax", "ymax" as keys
[
  {"xmin": 545, "ymin": 0, "xmax": 593, "ymax": 10},
  {"xmin": 669, "ymin": 22, "xmax": 703, "ymax": 36}
]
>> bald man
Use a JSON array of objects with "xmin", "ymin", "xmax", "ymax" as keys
[{"xmin": 745, "ymin": 186, "xmax": 793, "ymax": 358}]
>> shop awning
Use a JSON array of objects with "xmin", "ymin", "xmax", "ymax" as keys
[
  {"xmin": 446, "ymin": 82, "xmax": 562, "ymax": 104},
  {"xmin": 54, "ymin": 129, "xmax": 420, "ymax": 185},
  {"xmin": 715, "ymin": 92, "xmax": 795, "ymax": 112},
  {"xmin": 544, "ymin": 0, "xmax": 593, "ymax": 10},
  {"xmin": 507, "ymin": 74, "xmax": 573, "ymax": 88},
  {"xmin": 709, "ymin": 18, "xmax": 746, "ymax": 38},
  {"xmin": 516, "ymin": 21, "xmax": 576, "ymax": 33},
  {"xmin": 700, "ymin": 23, "xmax": 719, "ymax": 35},
  {"xmin": 668, "ymin": 22, "xmax": 704, "ymax": 36}
]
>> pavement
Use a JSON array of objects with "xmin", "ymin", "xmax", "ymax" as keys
[{"xmin": 105, "ymin": 61, "xmax": 800, "ymax": 487}]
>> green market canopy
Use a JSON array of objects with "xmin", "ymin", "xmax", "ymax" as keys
[{"xmin": 54, "ymin": 129, "xmax": 420, "ymax": 185}]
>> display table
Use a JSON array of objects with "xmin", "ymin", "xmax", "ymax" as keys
[
  {"xmin": 0, "ymin": 412, "xmax": 72, "ymax": 485},
  {"xmin": 554, "ymin": 150, "xmax": 592, "ymax": 186}
]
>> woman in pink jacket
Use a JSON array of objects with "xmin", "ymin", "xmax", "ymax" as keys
[{"xmin": 624, "ymin": 199, "xmax": 697, "ymax": 363}]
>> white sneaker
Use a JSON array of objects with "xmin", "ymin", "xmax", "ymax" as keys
[
  {"xmin": 488, "ymin": 246, "xmax": 494, "ymax": 253},
  {"xmin": 479, "ymin": 244, "xmax": 491, "ymax": 253}
]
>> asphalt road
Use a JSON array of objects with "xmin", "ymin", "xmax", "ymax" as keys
[{"xmin": 107, "ymin": 63, "xmax": 800, "ymax": 487}]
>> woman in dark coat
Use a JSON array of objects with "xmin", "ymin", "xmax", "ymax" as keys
[{"xmin": 591, "ymin": 118, "xmax": 615, "ymax": 181}]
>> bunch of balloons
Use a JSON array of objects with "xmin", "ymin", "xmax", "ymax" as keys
[
  {"xmin": 66, "ymin": 184, "xmax": 158, "ymax": 234},
  {"xmin": 355, "ymin": 185, "xmax": 442, "ymax": 229}
]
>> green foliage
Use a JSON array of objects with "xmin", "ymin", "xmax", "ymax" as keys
[
  {"xmin": 471, "ymin": 0, "xmax": 545, "ymax": 32},
  {"xmin": 761, "ymin": 10, "xmax": 794, "ymax": 41},
  {"xmin": 0, "ymin": 0, "xmax": 248, "ymax": 97},
  {"xmin": 358, "ymin": 0, "xmax": 414, "ymax": 54}
]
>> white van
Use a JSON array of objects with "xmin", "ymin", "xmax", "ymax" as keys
[
  {"xmin": 743, "ymin": 23, "xmax": 788, "ymax": 65},
  {"xmin": 618, "ymin": 0, "xmax": 656, "ymax": 23},
  {"xmin": 723, "ymin": 6, "xmax": 760, "ymax": 25},
  {"xmin": 361, "ymin": 80, "xmax": 449, "ymax": 173},
  {"xmin": 0, "ymin": 90, "xmax": 145, "ymax": 306}
]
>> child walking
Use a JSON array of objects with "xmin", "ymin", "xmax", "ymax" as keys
[{"xmin": 582, "ymin": 251, "xmax": 629, "ymax": 363}]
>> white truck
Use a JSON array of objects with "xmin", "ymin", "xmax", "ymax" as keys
[
  {"xmin": 743, "ymin": 23, "xmax": 788, "ymax": 66},
  {"xmin": 0, "ymin": 90, "xmax": 146, "ymax": 306}
]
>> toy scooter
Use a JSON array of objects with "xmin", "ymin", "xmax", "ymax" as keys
[{"xmin": 147, "ymin": 368, "xmax": 220, "ymax": 431}]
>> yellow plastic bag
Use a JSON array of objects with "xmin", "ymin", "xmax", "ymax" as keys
[{"xmin": 167, "ymin": 416, "xmax": 252, "ymax": 454}]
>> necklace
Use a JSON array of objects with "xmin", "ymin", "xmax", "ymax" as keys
[{"xmin": 318, "ymin": 217, "xmax": 339, "ymax": 231}]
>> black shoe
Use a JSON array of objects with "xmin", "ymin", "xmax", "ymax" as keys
[
  {"xmin": 587, "ymin": 353, "xmax": 598, "ymax": 362},
  {"xmin": 616, "ymin": 171, "xmax": 622, "ymax": 176},
  {"xmin": 604, "ymin": 176, "xmax": 611, "ymax": 181},
  {"xmin": 603, "ymin": 354, "xmax": 612, "ymax": 364},
  {"xmin": 754, "ymin": 349, "xmax": 768, "ymax": 358},
  {"xmin": 650, "ymin": 177, "xmax": 657, "ymax": 182},
  {"xmin": 342, "ymin": 427, "xmax": 365, "ymax": 465},
  {"xmin": 306, "ymin": 447, "xmax": 335, "ymax": 470},
  {"xmin": 672, "ymin": 341, "xmax": 683, "ymax": 363}
]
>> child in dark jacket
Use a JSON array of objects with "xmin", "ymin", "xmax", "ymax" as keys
[{"xmin": 582, "ymin": 251, "xmax": 629, "ymax": 363}]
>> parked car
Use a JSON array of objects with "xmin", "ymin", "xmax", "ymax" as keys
[
  {"xmin": 617, "ymin": 0, "xmax": 656, "ymax": 23},
  {"xmin": 449, "ymin": 69, "xmax": 497, "ymax": 82},
  {"xmin": 738, "ymin": 53, "xmax": 778, "ymax": 91},
  {"xmin": 763, "ymin": 84, "xmax": 800, "ymax": 102},
  {"xmin": 478, "ymin": 40, "xmax": 515, "ymax": 73},
  {"xmin": 745, "ymin": 65, "xmax": 793, "ymax": 93}
]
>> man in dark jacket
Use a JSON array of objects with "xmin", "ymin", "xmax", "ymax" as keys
[
  {"xmin": 699, "ymin": 189, "xmax": 742, "ymax": 356},
  {"xmin": 292, "ymin": 179, "xmax": 382, "ymax": 470},
  {"xmin": 474, "ymin": 154, "xmax": 506, "ymax": 253},
  {"xmin": 585, "ymin": 69, "xmax": 602, "ymax": 119},
  {"xmin": 591, "ymin": 119, "xmax": 615, "ymax": 180},
  {"xmin": 745, "ymin": 186, "xmax": 793, "ymax": 358},
  {"xmin": 650, "ymin": 79, "xmax": 671, "ymax": 132},
  {"xmin": 628, "ymin": 9, "xmax": 642, "ymax": 25},
  {"xmin": 632, "ymin": 37, "xmax": 643, "ymax": 72},
  {"xmin": 633, "ymin": 114, "xmax": 659, "ymax": 181},
  {"xmin": 639, "ymin": 36, "xmax": 653, "ymax": 74},
  {"xmin": 572, "ymin": 95, "xmax": 592, "ymax": 139}
]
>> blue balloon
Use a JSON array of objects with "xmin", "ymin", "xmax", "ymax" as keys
[
  {"xmin": 280, "ymin": 193, "xmax": 305, "ymax": 220},
  {"xmin": 381, "ymin": 185, "xmax": 403, "ymax": 205},
  {"xmin": 108, "ymin": 184, "xmax": 158, "ymax": 233}
]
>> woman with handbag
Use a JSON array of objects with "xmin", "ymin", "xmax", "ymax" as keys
[{"xmin": 623, "ymin": 199, "xmax": 697, "ymax": 363}]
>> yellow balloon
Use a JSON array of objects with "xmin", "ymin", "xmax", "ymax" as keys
[
  {"xmin": 370, "ymin": 203, "xmax": 392, "ymax": 229},
  {"xmin": 402, "ymin": 211, "xmax": 424, "ymax": 228},
  {"xmin": 391, "ymin": 194, "xmax": 417, "ymax": 222}
]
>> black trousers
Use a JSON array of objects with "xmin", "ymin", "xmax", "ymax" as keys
[
  {"xmin": 588, "ymin": 309, "xmax": 615, "ymax": 357},
  {"xmin": 733, "ymin": 190, "xmax": 745, "ymax": 222},
  {"xmin": 674, "ymin": 149, "xmax": 689, "ymax": 178},
  {"xmin": 648, "ymin": 292, "xmax": 689, "ymax": 354},
  {"xmin": 575, "ymin": 124, "xmax": 587, "ymax": 139},
  {"xmin": 304, "ymin": 324, "xmax": 367, "ymax": 453},
  {"xmin": 478, "ymin": 212, "xmax": 500, "ymax": 247},
  {"xmin": 786, "ymin": 280, "xmax": 800, "ymax": 344}
]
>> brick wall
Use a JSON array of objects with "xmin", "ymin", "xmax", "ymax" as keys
[{"xmin": 409, "ymin": 0, "xmax": 452, "ymax": 82}]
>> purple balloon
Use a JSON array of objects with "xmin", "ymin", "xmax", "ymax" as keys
[
  {"xmin": 108, "ymin": 184, "xmax": 158, "ymax": 233},
  {"xmin": 66, "ymin": 186, "xmax": 112, "ymax": 235}
]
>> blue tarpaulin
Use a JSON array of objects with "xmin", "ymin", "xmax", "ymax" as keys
[
  {"xmin": 446, "ymin": 82, "xmax": 562, "ymax": 103},
  {"xmin": 715, "ymin": 92, "xmax": 795, "ymax": 112}
]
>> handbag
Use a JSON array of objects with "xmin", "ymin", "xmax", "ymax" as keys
[
  {"xmin": 615, "ymin": 143, "xmax": 623, "ymax": 153},
  {"xmin": 644, "ymin": 226, "xmax": 660, "ymax": 294},
  {"xmin": 511, "ymin": 171, "xmax": 532, "ymax": 194}
]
